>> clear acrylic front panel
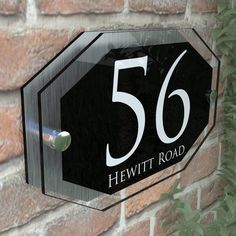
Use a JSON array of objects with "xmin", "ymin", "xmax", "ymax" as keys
[{"xmin": 39, "ymin": 29, "xmax": 219, "ymax": 210}]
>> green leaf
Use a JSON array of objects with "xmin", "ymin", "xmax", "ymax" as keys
[
  {"xmin": 210, "ymin": 90, "xmax": 217, "ymax": 103},
  {"xmin": 218, "ymin": 42, "xmax": 231, "ymax": 55},
  {"xmin": 220, "ymin": 227, "xmax": 230, "ymax": 236},
  {"xmin": 223, "ymin": 8, "xmax": 236, "ymax": 17},
  {"xmin": 223, "ymin": 65, "xmax": 236, "ymax": 78},
  {"xmin": 195, "ymin": 224, "xmax": 204, "ymax": 236},
  {"xmin": 159, "ymin": 193, "xmax": 173, "ymax": 201},
  {"xmin": 217, "ymin": 2, "xmax": 228, "ymax": 13},
  {"xmin": 160, "ymin": 2, "xmax": 236, "ymax": 235},
  {"xmin": 212, "ymin": 28, "xmax": 222, "ymax": 39},
  {"xmin": 213, "ymin": 26, "xmax": 232, "ymax": 39},
  {"xmin": 216, "ymin": 36, "xmax": 236, "ymax": 45}
]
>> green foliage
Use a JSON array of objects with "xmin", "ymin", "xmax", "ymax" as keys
[
  {"xmin": 204, "ymin": 194, "xmax": 236, "ymax": 236},
  {"xmin": 160, "ymin": 181, "xmax": 204, "ymax": 236},
  {"xmin": 160, "ymin": 1, "xmax": 236, "ymax": 235}
]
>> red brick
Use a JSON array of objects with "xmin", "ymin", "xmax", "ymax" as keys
[
  {"xmin": 0, "ymin": 0, "xmax": 26, "ymax": 15},
  {"xmin": 129, "ymin": 0, "xmax": 187, "ymax": 14},
  {"xmin": 129, "ymin": 0, "xmax": 153, "ymax": 12},
  {"xmin": 180, "ymin": 190, "xmax": 198, "ymax": 210},
  {"xmin": 45, "ymin": 205, "xmax": 120, "ymax": 236},
  {"xmin": 125, "ymin": 167, "xmax": 176, "ymax": 217},
  {"xmin": 155, "ymin": 191, "xmax": 197, "ymax": 236},
  {"xmin": 192, "ymin": 0, "xmax": 218, "ymax": 13},
  {"xmin": 0, "ymin": 175, "xmax": 62, "ymax": 232},
  {"xmin": 0, "ymin": 106, "xmax": 23, "ymax": 162},
  {"xmin": 180, "ymin": 144, "xmax": 219, "ymax": 188},
  {"xmin": 200, "ymin": 211, "xmax": 215, "ymax": 224},
  {"xmin": 155, "ymin": 203, "xmax": 177, "ymax": 236},
  {"xmin": 124, "ymin": 220, "xmax": 150, "ymax": 236},
  {"xmin": 0, "ymin": 30, "xmax": 70, "ymax": 91},
  {"xmin": 200, "ymin": 178, "xmax": 226, "ymax": 209},
  {"xmin": 37, "ymin": 0, "xmax": 124, "ymax": 15}
]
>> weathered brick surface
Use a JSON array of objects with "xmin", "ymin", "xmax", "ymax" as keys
[
  {"xmin": 180, "ymin": 190, "xmax": 198, "ymax": 210},
  {"xmin": 0, "ymin": 0, "xmax": 26, "ymax": 15},
  {"xmin": 129, "ymin": 0, "xmax": 187, "ymax": 14},
  {"xmin": 155, "ymin": 203, "xmax": 177, "ymax": 236},
  {"xmin": 0, "ymin": 175, "xmax": 62, "ymax": 232},
  {"xmin": 154, "ymin": 190, "xmax": 197, "ymax": 236},
  {"xmin": 37, "ymin": 0, "xmax": 124, "ymax": 15},
  {"xmin": 0, "ymin": 105, "xmax": 23, "ymax": 162},
  {"xmin": 125, "ymin": 169, "xmax": 176, "ymax": 217},
  {"xmin": 192, "ymin": 0, "xmax": 218, "ymax": 13},
  {"xmin": 200, "ymin": 178, "xmax": 226, "ymax": 209},
  {"xmin": 0, "ymin": 30, "xmax": 70, "ymax": 91},
  {"xmin": 123, "ymin": 220, "xmax": 150, "ymax": 236},
  {"xmin": 129, "ymin": 0, "xmax": 152, "ymax": 12},
  {"xmin": 181, "ymin": 144, "xmax": 219, "ymax": 188},
  {"xmin": 200, "ymin": 211, "xmax": 215, "ymax": 224},
  {"xmin": 45, "ymin": 205, "xmax": 120, "ymax": 236}
]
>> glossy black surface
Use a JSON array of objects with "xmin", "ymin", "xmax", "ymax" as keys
[{"xmin": 61, "ymin": 42, "xmax": 212, "ymax": 194}]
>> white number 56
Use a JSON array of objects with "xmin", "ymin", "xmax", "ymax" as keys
[{"xmin": 106, "ymin": 50, "xmax": 190, "ymax": 167}]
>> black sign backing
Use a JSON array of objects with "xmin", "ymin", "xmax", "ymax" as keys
[{"xmin": 61, "ymin": 42, "xmax": 212, "ymax": 194}]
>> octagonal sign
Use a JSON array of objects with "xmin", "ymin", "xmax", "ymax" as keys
[{"xmin": 22, "ymin": 29, "xmax": 220, "ymax": 210}]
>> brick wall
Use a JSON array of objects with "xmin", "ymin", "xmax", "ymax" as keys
[{"xmin": 0, "ymin": 0, "xmax": 230, "ymax": 235}]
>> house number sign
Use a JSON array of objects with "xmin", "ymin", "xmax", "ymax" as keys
[
  {"xmin": 107, "ymin": 50, "xmax": 189, "ymax": 168},
  {"xmin": 22, "ymin": 29, "xmax": 219, "ymax": 209},
  {"xmin": 106, "ymin": 51, "xmax": 189, "ymax": 182}
]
